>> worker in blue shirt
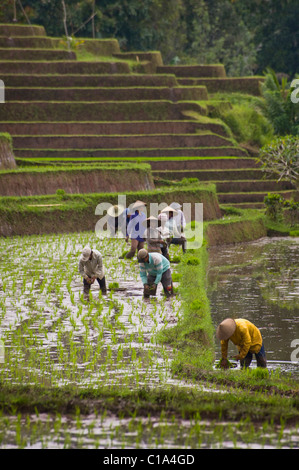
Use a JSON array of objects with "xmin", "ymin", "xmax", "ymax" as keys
[{"xmin": 125, "ymin": 200, "xmax": 147, "ymax": 259}]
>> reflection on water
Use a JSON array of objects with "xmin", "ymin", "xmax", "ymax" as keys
[{"xmin": 208, "ymin": 237, "xmax": 299, "ymax": 375}]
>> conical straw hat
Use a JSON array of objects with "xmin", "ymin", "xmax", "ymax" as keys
[
  {"xmin": 161, "ymin": 205, "xmax": 178, "ymax": 214},
  {"xmin": 131, "ymin": 200, "xmax": 147, "ymax": 209},
  {"xmin": 216, "ymin": 318, "xmax": 236, "ymax": 340},
  {"xmin": 142, "ymin": 215, "xmax": 158, "ymax": 226},
  {"xmin": 170, "ymin": 202, "xmax": 182, "ymax": 210}
]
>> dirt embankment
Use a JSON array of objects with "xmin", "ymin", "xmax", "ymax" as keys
[
  {"xmin": 0, "ymin": 168, "xmax": 155, "ymax": 197},
  {"xmin": 205, "ymin": 217, "xmax": 267, "ymax": 246},
  {"xmin": 0, "ymin": 186, "xmax": 221, "ymax": 237}
]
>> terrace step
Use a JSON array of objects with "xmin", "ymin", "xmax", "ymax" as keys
[
  {"xmin": 218, "ymin": 191, "xmax": 295, "ymax": 204},
  {"xmin": 220, "ymin": 202, "xmax": 265, "ymax": 210},
  {"xmin": 153, "ymin": 169, "xmax": 265, "ymax": 181},
  {"xmin": 14, "ymin": 146, "xmax": 247, "ymax": 159},
  {"xmin": 215, "ymin": 180, "xmax": 294, "ymax": 193},
  {"xmin": 0, "ymin": 48, "xmax": 76, "ymax": 61},
  {"xmin": 0, "ymin": 61, "xmax": 131, "ymax": 74},
  {"xmin": 113, "ymin": 51, "xmax": 163, "ymax": 67},
  {"xmin": 0, "ymin": 100, "xmax": 187, "ymax": 122},
  {"xmin": 111, "ymin": 52, "xmax": 163, "ymax": 73},
  {"xmin": 0, "ymin": 24, "xmax": 46, "ymax": 36},
  {"xmin": 12, "ymin": 133, "xmax": 235, "ymax": 149},
  {"xmin": 154, "ymin": 177, "xmax": 293, "ymax": 194},
  {"xmin": 4, "ymin": 86, "xmax": 208, "ymax": 102},
  {"xmin": 16, "ymin": 156, "xmax": 258, "ymax": 170},
  {"xmin": 0, "ymin": 36, "xmax": 55, "ymax": 48},
  {"xmin": 149, "ymin": 158, "xmax": 258, "ymax": 170},
  {"xmin": 0, "ymin": 120, "xmax": 229, "ymax": 137},
  {"xmin": 157, "ymin": 64, "xmax": 226, "ymax": 78},
  {"xmin": 177, "ymin": 77, "xmax": 264, "ymax": 96},
  {"xmin": 0, "ymin": 73, "xmax": 179, "ymax": 88}
]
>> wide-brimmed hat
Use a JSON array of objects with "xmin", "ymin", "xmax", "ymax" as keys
[
  {"xmin": 170, "ymin": 202, "xmax": 182, "ymax": 210},
  {"xmin": 132, "ymin": 200, "xmax": 147, "ymax": 209},
  {"xmin": 216, "ymin": 318, "xmax": 236, "ymax": 340},
  {"xmin": 137, "ymin": 248, "xmax": 148, "ymax": 262},
  {"xmin": 128, "ymin": 200, "xmax": 147, "ymax": 215},
  {"xmin": 81, "ymin": 246, "xmax": 92, "ymax": 261},
  {"xmin": 107, "ymin": 204, "xmax": 125, "ymax": 217},
  {"xmin": 142, "ymin": 215, "xmax": 158, "ymax": 226},
  {"xmin": 161, "ymin": 205, "xmax": 178, "ymax": 214}
]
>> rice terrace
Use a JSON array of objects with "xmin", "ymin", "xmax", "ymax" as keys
[{"xmin": 0, "ymin": 0, "xmax": 299, "ymax": 456}]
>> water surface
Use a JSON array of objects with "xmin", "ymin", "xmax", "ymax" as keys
[{"xmin": 208, "ymin": 237, "xmax": 299, "ymax": 375}]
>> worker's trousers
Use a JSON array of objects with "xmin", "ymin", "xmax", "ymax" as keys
[
  {"xmin": 169, "ymin": 237, "xmax": 187, "ymax": 253},
  {"xmin": 83, "ymin": 276, "xmax": 107, "ymax": 295},
  {"xmin": 147, "ymin": 268, "xmax": 173, "ymax": 297},
  {"xmin": 240, "ymin": 343, "xmax": 267, "ymax": 369},
  {"xmin": 125, "ymin": 239, "xmax": 144, "ymax": 259}
]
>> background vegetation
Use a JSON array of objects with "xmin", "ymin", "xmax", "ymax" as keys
[{"xmin": 1, "ymin": 0, "xmax": 298, "ymax": 77}]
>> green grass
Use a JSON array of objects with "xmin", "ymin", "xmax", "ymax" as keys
[
  {"xmin": 208, "ymin": 92, "xmax": 274, "ymax": 148},
  {"xmin": 0, "ymin": 132, "xmax": 13, "ymax": 146},
  {"xmin": 15, "ymin": 154, "xmax": 245, "ymax": 166},
  {"xmin": 0, "ymin": 381, "xmax": 298, "ymax": 425},
  {"xmin": 0, "ymin": 183, "xmax": 218, "ymax": 212},
  {"xmin": 157, "ymin": 242, "xmax": 215, "ymax": 371},
  {"xmin": 0, "ymin": 162, "xmax": 151, "ymax": 175}
]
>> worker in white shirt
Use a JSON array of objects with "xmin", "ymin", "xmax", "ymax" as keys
[
  {"xmin": 157, "ymin": 212, "xmax": 170, "ymax": 260},
  {"xmin": 170, "ymin": 202, "xmax": 186, "ymax": 234},
  {"xmin": 79, "ymin": 246, "xmax": 107, "ymax": 300},
  {"xmin": 161, "ymin": 206, "xmax": 187, "ymax": 253}
]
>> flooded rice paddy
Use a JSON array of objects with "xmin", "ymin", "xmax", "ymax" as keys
[
  {"xmin": 208, "ymin": 237, "xmax": 299, "ymax": 377},
  {"xmin": 0, "ymin": 232, "xmax": 298, "ymax": 449},
  {"xmin": 1, "ymin": 412, "xmax": 298, "ymax": 449},
  {"xmin": 0, "ymin": 232, "xmax": 182, "ymax": 389}
]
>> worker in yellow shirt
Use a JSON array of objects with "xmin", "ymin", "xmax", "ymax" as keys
[{"xmin": 216, "ymin": 318, "xmax": 267, "ymax": 369}]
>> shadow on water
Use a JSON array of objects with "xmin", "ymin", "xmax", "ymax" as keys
[{"xmin": 207, "ymin": 237, "xmax": 299, "ymax": 376}]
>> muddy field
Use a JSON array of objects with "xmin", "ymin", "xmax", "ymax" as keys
[
  {"xmin": 0, "ymin": 232, "xmax": 182, "ymax": 389},
  {"xmin": 0, "ymin": 232, "xmax": 298, "ymax": 449}
]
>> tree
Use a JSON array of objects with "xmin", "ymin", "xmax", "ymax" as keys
[
  {"xmin": 258, "ymin": 68, "xmax": 299, "ymax": 136},
  {"xmin": 96, "ymin": 0, "xmax": 186, "ymax": 61},
  {"xmin": 233, "ymin": 0, "xmax": 299, "ymax": 77},
  {"xmin": 181, "ymin": 0, "xmax": 257, "ymax": 76},
  {"xmin": 257, "ymin": 136, "xmax": 299, "ymax": 190},
  {"xmin": 0, "ymin": 0, "xmax": 15, "ymax": 23}
]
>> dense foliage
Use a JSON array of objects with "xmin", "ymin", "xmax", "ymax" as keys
[
  {"xmin": 1, "ymin": 0, "xmax": 298, "ymax": 77},
  {"xmin": 258, "ymin": 69, "xmax": 299, "ymax": 136}
]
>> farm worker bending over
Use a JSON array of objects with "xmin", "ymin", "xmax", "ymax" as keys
[
  {"xmin": 143, "ymin": 216, "xmax": 168, "ymax": 255},
  {"xmin": 137, "ymin": 248, "xmax": 173, "ymax": 298},
  {"xmin": 216, "ymin": 318, "xmax": 267, "ymax": 369},
  {"xmin": 79, "ymin": 246, "xmax": 107, "ymax": 300}
]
